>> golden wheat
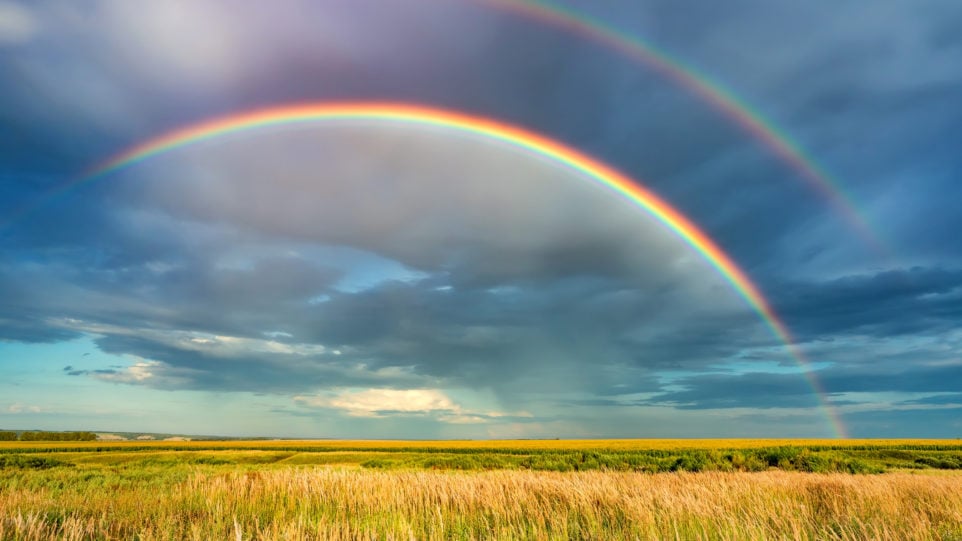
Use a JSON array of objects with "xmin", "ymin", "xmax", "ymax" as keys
[{"xmin": 2, "ymin": 467, "xmax": 961, "ymax": 540}]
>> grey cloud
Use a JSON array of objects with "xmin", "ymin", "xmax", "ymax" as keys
[
  {"xmin": 774, "ymin": 266, "xmax": 962, "ymax": 340},
  {"xmin": 0, "ymin": 316, "xmax": 79, "ymax": 343},
  {"xmin": 645, "ymin": 361, "xmax": 962, "ymax": 411},
  {"xmin": 644, "ymin": 371, "xmax": 827, "ymax": 410},
  {"xmin": 126, "ymin": 125, "xmax": 711, "ymax": 290},
  {"xmin": 898, "ymin": 394, "xmax": 962, "ymax": 406}
]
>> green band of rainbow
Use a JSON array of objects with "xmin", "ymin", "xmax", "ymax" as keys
[
  {"xmin": 83, "ymin": 102, "xmax": 846, "ymax": 437},
  {"xmin": 486, "ymin": 0, "xmax": 885, "ymax": 255}
]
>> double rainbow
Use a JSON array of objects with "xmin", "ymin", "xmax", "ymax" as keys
[
  {"xmin": 485, "ymin": 0, "xmax": 884, "ymax": 254},
  {"xmin": 77, "ymin": 102, "xmax": 846, "ymax": 438}
]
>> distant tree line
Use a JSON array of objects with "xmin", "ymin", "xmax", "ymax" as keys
[{"xmin": 0, "ymin": 431, "xmax": 96, "ymax": 441}]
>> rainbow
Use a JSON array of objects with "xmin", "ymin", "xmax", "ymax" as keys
[
  {"xmin": 484, "ymin": 0, "xmax": 885, "ymax": 254},
  {"xmin": 81, "ymin": 102, "xmax": 845, "ymax": 437}
]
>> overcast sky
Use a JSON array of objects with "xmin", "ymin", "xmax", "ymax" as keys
[{"xmin": 1, "ymin": 0, "xmax": 960, "ymax": 438}]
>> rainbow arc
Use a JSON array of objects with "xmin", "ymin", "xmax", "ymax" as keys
[{"xmin": 69, "ymin": 102, "xmax": 847, "ymax": 438}]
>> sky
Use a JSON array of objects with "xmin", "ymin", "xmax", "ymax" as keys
[{"xmin": 1, "ymin": 0, "xmax": 960, "ymax": 439}]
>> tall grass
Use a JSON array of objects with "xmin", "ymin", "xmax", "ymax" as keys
[{"xmin": 2, "ymin": 467, "xmax": 961, "ymax": 540}]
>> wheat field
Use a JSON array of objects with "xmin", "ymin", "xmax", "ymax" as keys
[
  {"xmin": 2, "ymin": 440, "xmax": 962, "ymax": 539},
  {"xmin": 2, "ymin": 466, "xmax": 962, "ymax": 540}
]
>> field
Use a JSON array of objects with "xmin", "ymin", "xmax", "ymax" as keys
[{"xmin": 2, "ymin": 440, "xmax": 962, "ymax": 540}]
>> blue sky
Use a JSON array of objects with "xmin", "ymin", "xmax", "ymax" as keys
[{"xmin": 1, "ymin": 0, "xmax": 961, "ymax": 438}]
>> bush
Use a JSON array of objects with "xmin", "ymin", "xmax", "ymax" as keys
[
  {"xmin": 361, "ymin": 459, "xmax": 400, "ymax": 469},
  {"xmin": 0, "ymin": 455, "xmax": 71, "ymax": 469},
  {"xmin": 17, "ymin": 431, "xmax": 96, "ymax": 442},
  {"xmin": 845, "ymin": 459, "xmax": 884, "ymax": 474},
  {"xmin": 915, "ymin": 456, "xmax": 962, "ymax": 470},
  {"xmin": 520, "ymin": 455, "xmax": 575, "ymax": 472},
  {"xmin": 671, "ymin": 452, "xmax": 714, "ymax": 472}
]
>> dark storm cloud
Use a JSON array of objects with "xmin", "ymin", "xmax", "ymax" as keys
[
  {"xmin": 0, "ymin": 0, "xmax": 878, "ymax": 275},
  {"xmin": 0, "ymin": 315, "xmax": 79, "ymax": 343},
  {"xmin": 86, "ymin": 333, "xmax": 407, "ymax": 393},
  {"xmin": 645, "ymin": 362, "xmax": 962, "ymax": 410},
  {"xmin": 40, "ymin": 270, "xmax": 731, "ymax": 396},
  {"xmin": 575, "ymin": 0, "xmax": 962, "ymax": 272},
  {"xmin": 899, "ymin": 394, "xmax": 962, "ymax": 406},
  {"xmin": 0, "ymin": 122, "xmax": 768, "ymax": 398},
  {"xmin": 773, "ymin": 266, "xmax": 962, "ymax": 340},
  {"xmin": 644, "ymin": 371, "xmax": 826, "ymax": 410},
  {"xmin": 0, "ymin": 234, "xmax": 344, "ymax": 343}
]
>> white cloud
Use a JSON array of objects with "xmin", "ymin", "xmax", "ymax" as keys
[
  {"xmin": 91, "ymin": 360, "xmax": 200, "ymax": 389},
  {"xmin": 294, "ymin": 388, "xmax": 525, "ymax": 423},
  {"xmin": 50, "ymin": 319, "xmax": 330, "ymax": 358},
  {"xmin": 0, "ymin": 2, "xmax": 37, "ymax": 44},
  {"xmin": 97, "ymin": 1, "xmax": 246, "ymax": 89},
  {"xmin": 6, "ymin": 403, "xmax": 42, "ymax": 414},
  {"xmin": 297, "ymin": 388, "xmax": 459, "ymax": 418}
]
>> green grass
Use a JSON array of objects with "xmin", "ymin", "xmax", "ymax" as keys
[{"xmin": 4, "ymin": 440, "xmax": 962, "ymax": 473}]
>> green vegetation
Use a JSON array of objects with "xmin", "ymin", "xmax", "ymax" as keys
[
  {"xmin": 0, "ymin": 430, "xmax": 96, "ymax": 442},
  {"xmin": 0, "ymin": 455, "xmax": 70, "ymax": 470},
  {"xmin": 4, "ymin": 440, "xmax": 962, "ymax": 473},
  {"xmin": 325, "ymin": 446, "xmax": 960, "ymax": 473}
]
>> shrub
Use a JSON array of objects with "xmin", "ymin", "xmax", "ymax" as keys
[
  {"xmin": 17, "ymin": 431, "xmax": 96, "ymax": 442},
  {"xmin": 0, "ymin": 455, "xmax": 71, "ymax": 469}
]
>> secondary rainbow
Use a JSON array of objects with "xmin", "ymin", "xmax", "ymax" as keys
[
  {"xmin": 83, "ymin": 102, "xmax": 847, "ymax": 438},
  {"xmin": 484, "ymin": 0, "xmax": 885, "ymax": 254}
]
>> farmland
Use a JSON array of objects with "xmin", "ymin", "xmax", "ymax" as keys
[{"xmin": 2, "ymin": 439, "xmax": 962, "ymax": 539}]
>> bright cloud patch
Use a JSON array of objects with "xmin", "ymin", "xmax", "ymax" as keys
[
  {"xmin": 294, "ymin": 388, "xmax": 523, "ymax": 424},
  {"xmin": 297, "ymin": 388, "xmax": 458, "ymax": 417},
  {"xmin": 5, "ymin": 403, "xmax": 42, "ymax": 414},
  {"xmin": 0, "ymin": 2, "xmax": 37, "ymax": 44}
]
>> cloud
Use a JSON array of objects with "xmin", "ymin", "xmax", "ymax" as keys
[
  {"xmin": 897, "ymin": 394, "xmax": 962, "ymax": 406},
  {"xmin": 0, "ymin": 120, "xmax": 773, "ymax": 402},
  {"xmin": 0, "ymin": 2, "xmax": 36, "ymax": 44},
  {"xmin": 773, "ymin": 266, "xmax": 962, "ymax": 340},
  {"xmin": 6, "ymin": 403, "xmax": 42, "ymax": 414},
  {"xmin": 294, "ymin": 388, "xmax": 526, "ymax": 423},
  {"xmin": 643, "ymin": 353, "xmax": 962, "ymax": 411},
  {"xmin": 298, "ymin": 388, "xmax": 458, "ymax": 417}
]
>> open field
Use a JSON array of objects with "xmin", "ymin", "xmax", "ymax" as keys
[
  {"xmin": 3, "ymin": 439, "xmax": 962, "ymax": 473},
  {"xmin": 2, "ymin": 440, "xmax": 962, "ymax": 539},
  {"xmin": 3, "ymin": 437, "xmax": 961, "ymax": 451}
]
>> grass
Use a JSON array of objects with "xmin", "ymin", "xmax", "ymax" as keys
[
  {"xmin": 2, "ymin": 440, "xmax": 962, "ymax": 539},
  {"xmin": 2, "ymin": 467, "xmax": 961, "ymax": 540},
  {"xmin": 4, "ymin": 439, "xmax": 962, "ymax": 473}
]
